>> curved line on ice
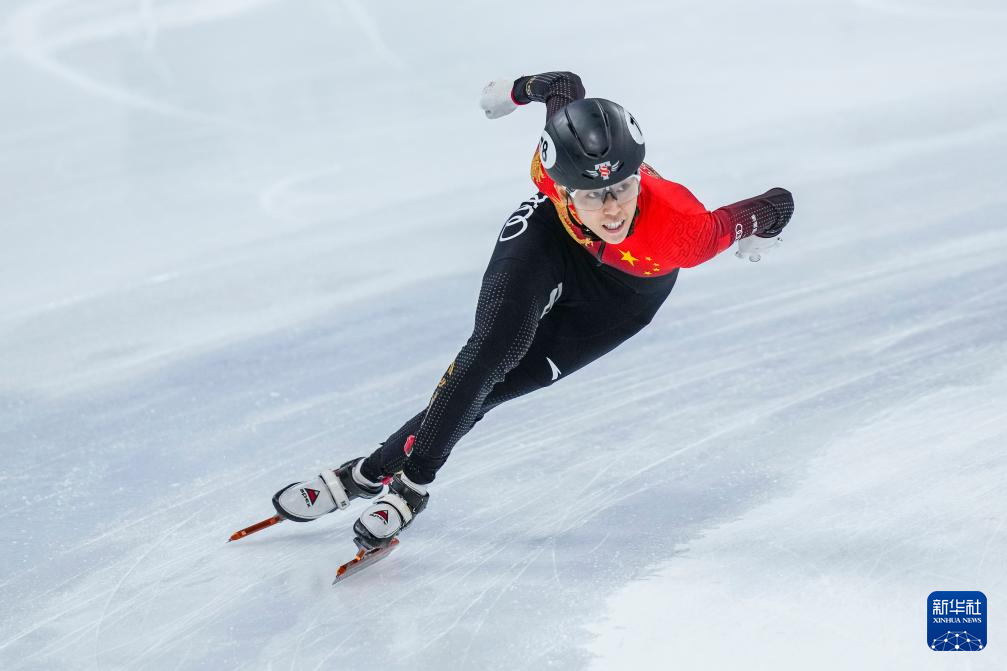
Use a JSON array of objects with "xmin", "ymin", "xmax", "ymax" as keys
[
  {"xmin": 3, "ymin": 0, "xmax": 274, "ymax": 128},
  {"xmin": 258, "ymin": 164, "xmax": 346, "ymax": 224}
]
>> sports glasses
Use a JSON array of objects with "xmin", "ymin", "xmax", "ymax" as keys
[{"xmin": 567, "ymin": 173, "xmax": 641, "ymax": 211}]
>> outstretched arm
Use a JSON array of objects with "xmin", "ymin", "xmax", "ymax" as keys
[
  {"xmin": 511, "ymin": 72, "xmax": 585, "ymax": 121},
  {"xmin": 480, "ymin": 71, "xmax": 585, "ymax": 122},
  {"xmin": 667, "ymin": 186, "xmax": 796, "ymax": 269}
]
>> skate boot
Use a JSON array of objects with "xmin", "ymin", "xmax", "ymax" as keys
[
  {"xmin": 272, "ymin": 457, "xmax": 383, "ymax": 522},
  {"xmin": 353, "ymin": 473, "xmax": 429, "ymax": 550}
]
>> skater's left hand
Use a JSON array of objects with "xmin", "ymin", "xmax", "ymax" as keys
[{"xmin": 735, "ymin": 233, "xmax": 782, "ymax": 262}]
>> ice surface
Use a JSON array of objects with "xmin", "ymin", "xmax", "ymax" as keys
[{"xmin": 1, "ymin": 0, "xmax": 1005, "ymax": 669}]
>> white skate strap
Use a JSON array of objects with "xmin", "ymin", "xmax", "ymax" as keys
[
  {"xmin": 378, "ymin": 492, "xmax": 413, "ymax": 525},
  {"xmin": 320, "ymin": 469, "xmax": 350, "ymax": 510}
]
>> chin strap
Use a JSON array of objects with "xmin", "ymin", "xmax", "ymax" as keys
[
  {"xmin": 565, "ymin": 200, "xmax": 601, "ymax": 242},
  {"xmin": 625, "ymin": 206, "xmax": 640, "ymax": 237}
]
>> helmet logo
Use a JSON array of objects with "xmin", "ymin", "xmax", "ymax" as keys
[
  {"xmin": 625, "ymin": 110, "xmax": 644, "ymax": 145},
  {"xmin": 539, "ymin": 131, "xmax": 557, "ymax": 169},
  {"xmin": 584, "ymin": 160, "xmax": 621, "ymax": 181}
]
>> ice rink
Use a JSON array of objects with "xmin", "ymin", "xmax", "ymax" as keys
[{"xmin": 2, "ymin": 0, "xmax": 1005, "ymax": 669}]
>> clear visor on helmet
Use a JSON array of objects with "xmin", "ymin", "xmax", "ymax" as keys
[{"xmin": 567, "ymin": 172, "xmax": 641, "ymax": 212}]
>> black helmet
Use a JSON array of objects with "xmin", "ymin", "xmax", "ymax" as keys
[{"xmin": 539, "ymin": 98, "xmax": 645, "ymax": 190}]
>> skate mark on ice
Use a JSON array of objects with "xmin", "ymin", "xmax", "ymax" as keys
[
  {"xmin": 0, "ymin": 424, "xmax": 343, "ymax": 592},
  {"xmin": 554, "ymin": 344, "xmax": 992, "ymax": 538},
  {"xmin": 306, "ymin": 542, "xmax": 514, "ymax": 671},
  {"xmin": 976, "ymin": 516, "xmax": 1005, "ymax": 581},
  {"xmin": 92, "ymin": 510, "xmax": 200, "ymax": 669},
  {"xmin": 403, "ymin": 542, "xmax": 550, "ymax": 663},
  {"xmin": 456, "ymin": 544, "xmax": 552, "ymax": 669}
]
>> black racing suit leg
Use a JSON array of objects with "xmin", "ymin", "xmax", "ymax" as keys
[{"xmin": 360, "ymin": 272, "xmax": 678, "ymax": 482}]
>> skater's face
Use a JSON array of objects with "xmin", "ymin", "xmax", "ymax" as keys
[{"xmin": 562, "ymin": 182, "xmax": 639, "ymax": 244}]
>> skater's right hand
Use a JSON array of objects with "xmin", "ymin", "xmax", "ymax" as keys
[{"xmin": 480, "ymin": 77, "xmax": 519, "ymax": 119}]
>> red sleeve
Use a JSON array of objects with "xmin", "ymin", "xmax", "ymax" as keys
[
  {"xmin": 645, "ymin": 178, "xmax": 760, "ymax": 268},
  {"xmin": 671, "ymin": 210, "xmax": 736, "ymax": 268}
]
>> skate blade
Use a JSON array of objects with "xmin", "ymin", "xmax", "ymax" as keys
[
  {"xmin": 333, "ymin": 538, "xmax": 400, "ymax": 584},
  {"xmin": 228, "ymin": 514, "xmax": 283, "ymax": 542}
]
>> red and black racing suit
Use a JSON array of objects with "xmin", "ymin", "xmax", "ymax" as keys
[{"xmin": 359, "ymin": 72, "xmax": 795, "ymax": 485}]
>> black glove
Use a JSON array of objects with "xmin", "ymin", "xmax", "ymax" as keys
[{"xmin": 754, "ymin": 187, "xmax": 795, "ymax": 238}]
